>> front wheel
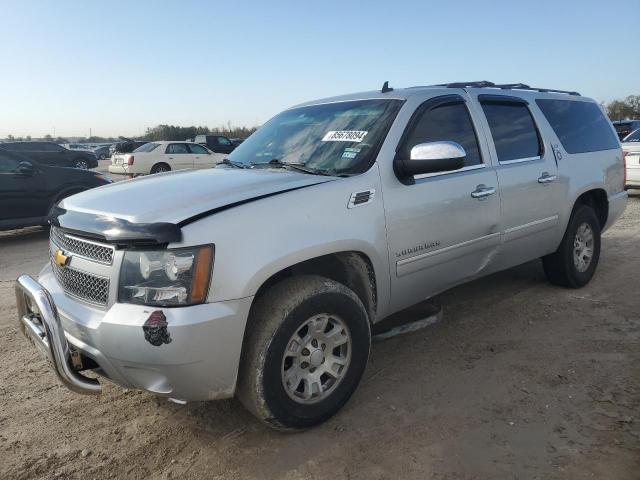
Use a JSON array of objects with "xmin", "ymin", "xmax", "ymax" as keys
[
  {"xmin": 74, "ymin": 159, "xmax": 89, "ymax": 169},
  {"xmin": 237, "ymin": 275, "xmax": 371, "ymax": 431},
  {"xmin": 542, "ymin": 205, "xmax": 601, "ymax": 288}
]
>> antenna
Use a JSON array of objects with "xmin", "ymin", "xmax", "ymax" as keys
[{"xmin": 381, "ymin": 81, "xmax": 393, "ymax": 93}]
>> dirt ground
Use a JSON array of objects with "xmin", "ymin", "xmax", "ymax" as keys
[{"xmin": 1, "ymin": 195, "xmax": 638, "ymax": 480}]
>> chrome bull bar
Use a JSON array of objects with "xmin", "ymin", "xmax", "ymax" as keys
[{"xmin": 15, "ymin": 275, "xmax": 101, "ymax": 395}]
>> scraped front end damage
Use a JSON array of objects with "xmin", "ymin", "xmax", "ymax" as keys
[{"xmin": 15, "ymin": 212, "xmax": 252, "ymax": 402}]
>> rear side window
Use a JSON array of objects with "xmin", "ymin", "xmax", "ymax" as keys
[
  {"xmin": 166, "ymin": 143, "xmax": 190, "ymax": 154},
  {"xmin": 216, "ymin": 136, "xmax": 232, "ymax": 145},
  {"xmin": 536, "ymin": 99, "xmax": 619, "ymax": 154},
  {"xmin": 400, "ymin": 101, "xmax": 483, "ymax": 167},
  {"xmin": 481, "ymin": 103, "xmax": 541, "ymax": 162}
]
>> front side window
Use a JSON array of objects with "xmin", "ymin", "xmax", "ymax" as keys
[
  {"xmin": 40, "ymin": 142, "xmax": 64, "ymax": 152},
  {"xmin": 166, "ymin": 144, "xmax": 190, "ymax": 154},
  {"xmin": 134, "ymin": 142, "xmax": 160, "ymax": 153},
  {"xmin": 481, "ymin": 102, "xmax": 541, "ymax": 162},
  {"xmin": 399, "ymin": 101, "xmax": 482, "ymax": 167},
  {"xmin": 623, "ymin": 129, "xmax": 640, "ymax": 143},
  {"xmin": 188, "ymin": 144, "xmax": 208, "ymax": 154},
  {"xmin": 227, "ymin": 99, "xmax": 403, "ymax": 175},
  {"xmin": 0, "ymin": 152, "xmax": 21, "ymax": 173},
  {"xmin": 217, "ymin": 137, "xmax": 232, "ymax": 145},
  {"xmin": 536, "ymin": 99, "xmax": 619, "ymax": 154}
]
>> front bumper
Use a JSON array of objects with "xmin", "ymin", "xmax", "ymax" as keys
[
  {"xmin": 15, "ymin": 275, "xmax": 101, "ymax": 394},
  {"xmin": 16, "ymin": 270, "xmax": 253, "ymax": 401}
]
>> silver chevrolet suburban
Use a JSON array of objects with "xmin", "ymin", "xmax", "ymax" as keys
[{"xmin": 15, "ymin": 81, "xmax": 627, "ymax": 430}]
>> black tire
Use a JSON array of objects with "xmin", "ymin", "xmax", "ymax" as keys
[
  {"xmin": 150, "ymin": 163, "xmax": 171, "ymax": 174},
  {"xmin": 74, "ymin": 159, "xmax": 89, "ymax": 169},
  {"xmin": 237, "ymin": 275, "xmax": 371, "ymax": 431},
  {"xmin": 542, "ymin": 205, "xmax": 601, "ymax": 288}
]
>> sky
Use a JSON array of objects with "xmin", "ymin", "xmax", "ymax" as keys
[{"xmin": 0, "ymin": 0, "xmax": 638, "ymax": 138}]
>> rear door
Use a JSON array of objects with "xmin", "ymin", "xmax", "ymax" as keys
[
  {"xmin": 165, "ymin": 143, "xmax": 194, "ymax": 169},
  {"xmin": 383, "ymin": 93, "xmax": 502, "ymax": 312},
  {"xmin": 470, "ymin": 93, "xmax": 561, "ymax": 267}
]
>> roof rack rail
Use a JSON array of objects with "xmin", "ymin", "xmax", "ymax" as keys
[{"xmin": 436, "ymin": 81, "xmax": 581, "ymax": 96}]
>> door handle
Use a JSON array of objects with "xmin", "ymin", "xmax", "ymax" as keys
[
  {"xmin": 168, "ymin": 157, "xmax": 174, "ymax": 159},
  {"xmin": 538, "ymin": 172, "xmax": 557, "ymax": 184},
  {"xmin": 470, "ymin": 185, "xmax": 496, "ymax": 199}
]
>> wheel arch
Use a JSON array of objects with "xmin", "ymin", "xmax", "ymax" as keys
[
  {"xmin": 571, "ymin": 188, "xmax": 608, "ymax": 230},
  {"xmin": 250, "ymin": 251, "xmax": 379, "ymax": 327}
]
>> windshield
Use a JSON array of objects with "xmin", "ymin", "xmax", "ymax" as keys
[
  {"xmin": 623, "ymin": 129, "xmax": 640, "ymax": 142},
  {"xmin": 133, "ymin": 142, "xmax": 159, "ymax": 153},
  {"xmin": 226, "ymin": 99, "xmax": 403, "ymax": 175}
]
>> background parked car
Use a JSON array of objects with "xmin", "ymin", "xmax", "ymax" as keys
[
  {"xmin": 93, "ymin": 145, "xmax": 111, "ymax": 160},
  {"xmin": 108, "ymin": 141, "xmax": 223, "ymax": 175},
  {"xmin": 0, "ymin": 149, "xmax": 111, "ymax": 230},
  {"xmin": 194, "ymin": 134, "xmax": 236, "ymax": 154},
  {"xmin": 0, "ymin": 141, "xmax": 98, "ymax": 169},
  {"xmin": 109, "ymin": 137, "xmax": 148, "ymax": 156},
  {"xmin": 612, "ymin": 120, "xmax": 640, "ymax": 140},
  {"xmin": 622, "ymin": 129, "xmax": 640, "ymax": 190}
]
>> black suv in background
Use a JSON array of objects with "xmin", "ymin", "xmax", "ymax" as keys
[
  {"xmin": 194, "ymin": 134, "xmax": 236, "ymax": 154},
  {"xmin": 0, "ymin": 149, "xmax": 111, "ymax": 230},
  {"xmin": 0, "ymin": 142, "xmax": 98, "ymax": 169},
  {"xmin": 612, "ymin": 120, "xmax": 640, "ymax": 140},
  {"xmin": 109, "ymin": 137, "xmax": 148, "ymax": 156}
]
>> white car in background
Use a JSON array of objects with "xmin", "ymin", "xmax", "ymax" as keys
[
  {"xmin": 622, "ymin": 129, "xmax": 640, "ymax": 190},
  {"xmin": 108, "ymin": 141, "xmax": 224, "ymax": 175}
]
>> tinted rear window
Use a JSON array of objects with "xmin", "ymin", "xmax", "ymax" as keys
[{"xmin": 536, "ymin": 99, "xmax": 619, "ymax": 154}]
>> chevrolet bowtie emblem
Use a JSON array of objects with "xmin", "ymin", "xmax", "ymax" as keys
[{"xmin": 54, "ymin": 249, "xmax": 71, "ymax": 267}]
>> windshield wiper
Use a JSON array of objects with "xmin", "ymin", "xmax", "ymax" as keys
[
  {"xmin": 251, "ymin": 159, "xmax": 338, "ymax": 177},
  {"xmin": 219, "ymin": 158, "xmax": 249, "ymax": 169}
]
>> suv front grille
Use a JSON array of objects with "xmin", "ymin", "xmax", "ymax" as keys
[
  {"xmin": 50, "ymin": 254, "xmax": 110, "ymax": 306},
  {"xmin": 51, "ymin": 227, "xmax": 114, "ymax": 265}
]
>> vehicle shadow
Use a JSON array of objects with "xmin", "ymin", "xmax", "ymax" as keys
[{"xmin": 0, "ymin": 226, "xmax": 49, "ymax": 243}]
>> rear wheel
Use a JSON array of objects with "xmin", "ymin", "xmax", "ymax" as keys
[
  {"xmin": 150, "ymin": 163, "xmax": 171, "ymax": 174},
  {"xmin": 237, "ymin": 275, "xmax": 371, "ymax": 431},
  {"xmin": 542, "ymin": 205, "xmax": 601, "ymax": 288}
]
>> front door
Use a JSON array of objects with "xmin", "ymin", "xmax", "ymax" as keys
[
  {"xmin": 469, "ymin": 93, "xmax": 561, "ymax": 267},
  {"xmin": 382, "ymin": 94, "xmax": 502, "ymax": 313},
  {"xmin": 188, "ymin": 143, "xmax": 221, "ymax": 168},
  {"xmin": 0, "ymin": 152, "xmax": 44, "ymax": 224}
]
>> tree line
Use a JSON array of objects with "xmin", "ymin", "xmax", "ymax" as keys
[
  {"xmin": 604, "ymin": 95, "xmax": 640, "ymax": 121},
  {"xmin": 142, "ymin": 124, "xmax": 258, "ymax": 142}
]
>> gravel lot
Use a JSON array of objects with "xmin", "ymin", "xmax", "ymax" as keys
[{"xmin": 1, "ymin": 194, "xmax": 638, "ymax": 480}]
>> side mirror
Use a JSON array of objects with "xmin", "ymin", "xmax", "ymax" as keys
[
  {"xmin": 396, "ymin": 141, "xmax": 466, "ymax": 178},
  {"xmin": 15, "ymin": 161, "xmax": 34, "ymax": 176}
]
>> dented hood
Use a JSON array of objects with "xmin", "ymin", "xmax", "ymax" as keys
[{"xmin": 60, "ymin": 168, "xmax": 335, "ymax": 226}]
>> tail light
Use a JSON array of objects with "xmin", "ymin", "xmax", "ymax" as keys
[
  {"xmin": 127, "ymin": 156, "xmax": 134, "ymax": 166},
  {"xmin": 622, "ymin": 149, "xmax": 627, "ymax": 187}
]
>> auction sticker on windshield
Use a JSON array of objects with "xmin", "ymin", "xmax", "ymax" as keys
[{"xmin": 322, "ymin": 130, "xmax": 368, "ymax": 142}]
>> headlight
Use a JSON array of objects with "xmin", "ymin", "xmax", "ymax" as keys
[{"xmin": 118, "ymin": 245, "xmax": 213, "ymax": 306}]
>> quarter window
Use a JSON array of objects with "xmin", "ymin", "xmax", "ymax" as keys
[
  {"xmin": 400, "ymin": 101, "xmax": 482, "ymax": 167},
  {"xmin": 536, "ymin": 99, "xmax": 620, "ymax": 153},
  {"xmin": 481, "ymin": 102, "xmax": 541, "ymax": 162},
  {"xmin": 166, "ymin": 143, "xmax": 190, "ymax": 154}
]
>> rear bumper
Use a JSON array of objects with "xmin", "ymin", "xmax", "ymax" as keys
[
  {"xmin": 625, "ymin": 166, "xmax": 640, "ymax": 188},
  {"xmin": 108, "ymin": 164, "xmax": 128, "ymax": 174},
  {"xmin": 604, "ymin": 191, "xmax": 628, "ymax": 232},
  {"xmin": 17, "ymin": 269, "xmax": 253, "ymax": 401}
]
